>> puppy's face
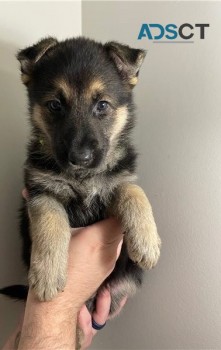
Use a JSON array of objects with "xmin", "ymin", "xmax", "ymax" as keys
[{"xmin": 18, "ymin": 37, "xmax": 145, "ymax": 170}]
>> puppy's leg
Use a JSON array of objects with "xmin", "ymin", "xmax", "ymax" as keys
[
  {"xmin": 111, "ymin": 184, "xmax": 161, "ymax": 269},
  {"xmin": 28, "ymin": 195, "xmax": 70, "ymax": 301}
]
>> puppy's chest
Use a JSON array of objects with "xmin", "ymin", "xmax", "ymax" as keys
[
  {"xmin": 28, "ymin": 168, "xmax": 134, "ymax": 227},
  {"xmin": 37, "ymin": 171, "xmax": 112, "ymax": 227},
  {"xmin": 66, "ymin": 177, "xmax": 114, "ymax": 227},
  {"xmin": 66, "ymin": 193, "xmax": 108, "ymax": 228}
]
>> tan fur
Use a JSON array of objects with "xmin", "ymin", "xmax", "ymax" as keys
[
  {"xmin": 27, "ymin": 166, "xmax": 136, "ymax": 208},
  {"xmin": 54, "ymin": 78, "xmax": 74, "ymax": 101},
  {"xmin": 85, "ymin": 79, "xmax": 105, "ymax": 99},
  {"xmin": 129, "ymin": 77, "xmax": 138, "ymax": 86},
  {"xmin": 27, "ymin": 168, "xmax": 75, "ymax": 202},
  {"xmin": 137, "ymin": 51, "xmax": 146, "ymax": 67},
  {"xmin": 21, "ymin": 73, "xmax": 30, "ymax": 84},
  {"xmin": 110, "ymin": 183, "xmax": 161, "ymax": 269},
  {"xmin": 110, "ymin": 106, "xmax": 128, "ymax": 142},
  {"xmin": 104, "ymin": 106, "xmax": 129, "ymax": 170},
  {"xmin": 32, "ymin": 104, "xmax": 55, "ymax": 158},
  {"xmin": 28, "ymin": 195, "xmax": 71, "ymax": 301},
  {"xmin": 33, "ymin": 104, "xmax": 51, "ymax": 141},
  {"xmin": 129, "ymin": 51, "xmax": 146, "ymax": 87}
]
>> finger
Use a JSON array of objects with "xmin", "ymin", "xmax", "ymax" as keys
[
  {"xmin": 78, "ymin": 304, "xmax": 91, "ymax": 331},
  {"xmin": 92, "ymin": 288, "xmax": 111, "ymax": 336},
  {"xmin": 78, "ymin": 305, "xmax": 93, "ymax": 349}
]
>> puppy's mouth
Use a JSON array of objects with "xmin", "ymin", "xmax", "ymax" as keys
[{"xmin": 68, "ymin": 159, "xmax": 94, "ymax": 169}]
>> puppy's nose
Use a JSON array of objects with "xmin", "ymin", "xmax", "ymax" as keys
[
  {"xmin": 78, "ymin": 148, "xmax": 93, "ymax": 162},
  {"xmin": 69, "ymin": 146, "xmax": 93, "ymax": 166}
]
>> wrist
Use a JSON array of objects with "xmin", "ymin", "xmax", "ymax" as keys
[{"xmin": 18, "ymin": 289, "xmax": 79, "ymax": 350}]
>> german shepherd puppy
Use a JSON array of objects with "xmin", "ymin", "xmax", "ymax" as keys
[{"xmin": 0, "ymin": 37, "xmax": 161, "ymax": 327}]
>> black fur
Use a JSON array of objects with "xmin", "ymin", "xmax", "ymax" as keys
[
  {"xmin": 1, "ymin": 37, "xmax": 146, "ymax": 312},
  {"xmin": 0, "ymin": 285, "xmax": 28, "ymax": 301}
]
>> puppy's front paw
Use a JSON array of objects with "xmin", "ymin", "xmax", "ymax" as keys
[
  {"xmin": 126, "ymin": 222, "xmax": 161, "ymax": 270},
  {"xmin": 29, "ymin": 254, "xmax": 67, "ymax": 301},
  {"xmin": 110, "ymin": 184, "xmax": 161, "ymax": 270}
]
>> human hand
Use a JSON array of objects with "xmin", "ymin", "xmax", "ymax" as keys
[
  {"xmin": 66, "ymin": 218, "xmax": 123, "ymax": 307},
  {"xmin": 14, "ymin": 189, "xmax": 125, "ymax": 350},
  {"xmin": 78, "ymin": 288, "xmax": 127, "ymax": 350}
]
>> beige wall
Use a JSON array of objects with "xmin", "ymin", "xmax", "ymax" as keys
[
  {"xmin": 0, "ymin": 1, "xmax": 81, "ymax": 345},
  {"xmin": 82, "ymin": 1, "xmax": 221, "ymax": 349}
]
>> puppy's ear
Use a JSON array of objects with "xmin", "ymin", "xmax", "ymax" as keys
[
  {"xmin": 105, "ymin": 41, "xmax": 146, "ymax": 87},
  {"xmin": 17, "ymin": 37, "xmax": 58, "ymax": 85}
]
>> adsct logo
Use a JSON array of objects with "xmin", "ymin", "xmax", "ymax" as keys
[{"xmin": 138, "ymin": 23, "xmax": 210, "ymax": 43}]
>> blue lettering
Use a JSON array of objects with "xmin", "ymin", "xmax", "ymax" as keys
[
  {"xmin": 165, "ymin": 24, "xmax": 178, "ymax": 40},
  {"xmin": 149, "ymin": 24, "xmax": 164, "ymax": 40},
  {"xmin": 138, "ymin": 24, "xmax": 153, "ymax": 40}
]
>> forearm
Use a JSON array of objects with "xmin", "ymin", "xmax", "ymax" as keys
[
  {"xmin": 3, "ymin": 219, "xmax": 123, "ymax": 350},
  {"xmin": 18, "ymin": 289, "xmax": 79, "ymax": 350}
]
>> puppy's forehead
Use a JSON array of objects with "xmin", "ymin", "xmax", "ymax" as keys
[
  {"xmin": 54, "ymin": 77, "xmax": 105, "ymax": 101},
  {"xmin": 54, "ymin": 78, "xmax": 73, "ymax": 101},
  {"xmin": 85, "ymin": 79, "xmax": 105, "ymax": 98}
]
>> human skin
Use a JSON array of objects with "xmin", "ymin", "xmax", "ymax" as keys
[{"xmin": 2, "ymin": 218, "xmax": 124, "ymax": 350}]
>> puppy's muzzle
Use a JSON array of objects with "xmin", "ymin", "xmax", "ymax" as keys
[{"xmin": 69, "ymin": 140, "xmax": 98, "ymax": 167}]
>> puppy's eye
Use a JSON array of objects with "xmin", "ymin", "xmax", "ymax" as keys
[
  {"xmin": 96, "ymin": 100, "xmax": 109, "ymax": 112},
  {"xmin": 47, "ymin": 100, "xmax": 62, "ymax": 112}
]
